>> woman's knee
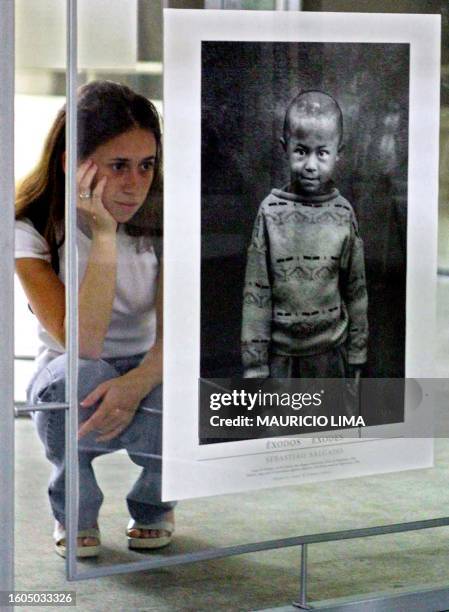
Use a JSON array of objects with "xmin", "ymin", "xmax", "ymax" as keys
[
  {"xmin": 30, "ymin": 355, "xmax": 119, "ymax": 404},
  {"xmin": 77, "ymin": 358, "xmax": 119, "ymax": 398}
]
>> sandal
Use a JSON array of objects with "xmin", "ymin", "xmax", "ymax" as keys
[
  {"xmin": 53, "ymin": 522, "xmax": 101, "ymax": 558},
  {"xmin": 126, "ymin": 519, "xmax": 174, "ymax": 550}
]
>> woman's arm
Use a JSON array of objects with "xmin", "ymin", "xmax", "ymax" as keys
[
  {"xmin": 15, "ymin": 161, "xmax": 118, "ymax": 359},
  {"xmin": 119, "ymin": 266, "xmax": 163, "ymax": 394},
  {"xmin": 15, "ymin": 257, "xmax": 66, "ymax": 345},
  {"xmin": 74, "ymin": 229, "xmax": 117, "ymax": 359},
  {"xmin": 78, "ymin": 267, "xmax": 164, "ymax": 441}
]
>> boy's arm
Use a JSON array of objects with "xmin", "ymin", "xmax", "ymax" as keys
[
  {"xmin": 241, "ymin": 208, "xmax": 272, "ymax": 378},
  {"xmin": 341, "ymin": 211, "xmax": 369, "ymax": 367}
]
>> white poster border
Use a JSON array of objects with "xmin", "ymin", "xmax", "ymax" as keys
[{"xmin": 163, "ymin": 9, "xmax": 440, "ymax": 501}]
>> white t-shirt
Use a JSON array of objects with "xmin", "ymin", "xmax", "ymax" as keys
[{"xmin": 15, "ymin": 218, "xmax": 159, "ymax": 367}]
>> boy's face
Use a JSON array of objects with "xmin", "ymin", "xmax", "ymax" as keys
[{"xmin": 282, "ymin": 114, "xmax": 341, "ymax": 196}]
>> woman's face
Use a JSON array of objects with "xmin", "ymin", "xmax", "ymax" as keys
[{"xmin": 88, "ymin": 127, "xmax": 157, "ymax": 223}]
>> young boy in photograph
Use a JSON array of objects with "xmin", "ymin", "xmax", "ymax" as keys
[{"xmin": 241, "ymin": 90, "xmax": 368, "ymax": 382}]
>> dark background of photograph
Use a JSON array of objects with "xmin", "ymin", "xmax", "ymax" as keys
[{"xmin": 201, "ymin": 42, "xmax": 409, "ymax": 425}]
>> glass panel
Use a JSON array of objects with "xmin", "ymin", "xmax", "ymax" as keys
[{"xmin": 13, "ymin": 3, "xmax": 449, "ymax": 611}]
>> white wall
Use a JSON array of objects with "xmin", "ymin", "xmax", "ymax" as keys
[
  {"xmin": 14, "ymin": 95, "xmax": 65, "ymax": 401},
  {"xmin": 16, "ymin": 0, "xmax": 137, "ymax": 69}
]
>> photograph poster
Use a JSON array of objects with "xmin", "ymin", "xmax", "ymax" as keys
[{"xmin": 163, "ymin": 10, "xmax": 440, "ymax": 501}]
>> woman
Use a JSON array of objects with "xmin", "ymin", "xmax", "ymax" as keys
[{"xmin": 15, "ymin": 80, "xmax": 175, "ymax": 558}]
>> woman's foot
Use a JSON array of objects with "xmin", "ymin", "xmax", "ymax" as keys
[
  {"xmin": 126, "ymin": 510, "xmax": 175, "ymax": 550},
  {"xmin": 53, "ymin": 522, "xmax": 101, "ymax": 558}
]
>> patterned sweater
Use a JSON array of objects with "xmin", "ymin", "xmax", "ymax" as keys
[{"xmin": 241, "ymin": 187, "xmax": 368, "ymax": 378}]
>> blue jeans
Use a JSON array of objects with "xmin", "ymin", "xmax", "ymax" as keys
[{"xmin": 28, "ymin": 353, "xmax": 175, "ymax": 530}]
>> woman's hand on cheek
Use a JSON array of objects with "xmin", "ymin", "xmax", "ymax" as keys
[
  {"xmin": 77, "ymin": 376, "xmax": 142, "ymax": 441},
  {"xmin": 77, "ymin": 159, "xmax": 117, "ymax": 237},
  {"xmin": 90, "ymin": 175, "xmax": 118, "ymax": 236}
]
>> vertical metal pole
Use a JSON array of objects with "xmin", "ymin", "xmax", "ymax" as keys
[
  {"xmin": 293, "ymin": 544, "xmax": 311, "ymax": 610},
  {"xmin": 300, "ymin": 544, "xmax": 308, "ymax": 606},
  {"xmin": 65, "ymin": 0, "xmax": 80, "ymax": 580},
  {"xmin": 0, "ymin": 0, "xmax": 15, "ymax": 607},
  {"xmin": 0, "ymin": 1, "xmax": 15, "ymax": 609}
]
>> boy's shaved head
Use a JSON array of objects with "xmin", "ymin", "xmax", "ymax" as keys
[
  {"xmin": 283, "ymin": 90, "xmax": 343, "ymax": 145},
  {"xmin": 281, "ymin": 90, "xmax": 343, "ymax": 196}
]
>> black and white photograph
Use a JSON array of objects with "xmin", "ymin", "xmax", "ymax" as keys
[
  {"xmin": 163, "ymin": 9, "xmax": 438, "ymax": 500},
  {"xmin": 200, "ymin": 40, "xmax": 409, "ymax": 435}
]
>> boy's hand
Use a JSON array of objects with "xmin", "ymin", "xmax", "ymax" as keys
[
  {"xmin": 346, "ymin": 365, "xmax": 362, "ymax": 381},
  {"xmin": 345, "ymin": 366, "xmax": 361, "ymax": 405}
]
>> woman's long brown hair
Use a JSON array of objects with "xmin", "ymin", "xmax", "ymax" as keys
[{"xmin": 16, "ymin": 80, "xmax": 163, "ymax": 272}]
